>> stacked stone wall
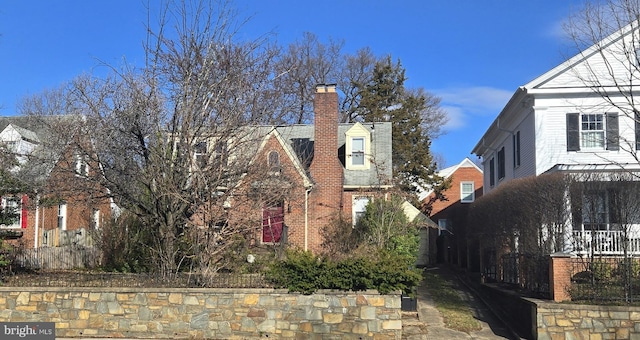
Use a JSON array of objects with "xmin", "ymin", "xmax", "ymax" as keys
[{"xmin": 0, "ymin": 287, "xmax": 401, "ymax": 339}]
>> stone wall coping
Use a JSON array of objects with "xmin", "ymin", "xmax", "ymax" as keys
[
  {"xmin": 533, "ymin": 300, "xmax": 640, "ymax": 312},
  {"xmin": 0, "ymin": 286, "xmax": 393, "ymax": 296},
  {"xmin": 0, "ymin": 286, "xmax": 288, "ymax": 294}
]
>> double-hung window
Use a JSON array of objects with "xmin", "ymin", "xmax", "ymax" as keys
[
  {"xmin": 460, "ymin": 182, "xmax": 475, "ymax": 203},
  {"xmin": 351, "ymin": 137, "xmax": 365, "ymax": 166},
  {"xmin": 567, "ymin": 113, "xmax": 618, "ymax": 151},
  {"xmin": 497, "ymin": 147, "xmax": 505, "ymax": 180},
  {"xmin": 581, "ymin": 114, "xmax": 604, "ymax": 148},
  {"xmin": 352, "ymin": 196, "xmax": 370, "ymax": 226},
  {"xmin": 513, "ymin": 131, "xmax": 521, "ymax": 168}
]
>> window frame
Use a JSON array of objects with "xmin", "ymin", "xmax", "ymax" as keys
[
  {"xmin": 581, "ymin": 113, "xmax": 605, "ymax": 149},
  {"xmin": 1, "ymin": 196, "xmax": 22, "ymax": 229},
  {"xmin": 352, "ymin": 196, "xmax": 371, "ymax": 226},
  {"xmin": 513, "ymin": 131, "xmax": 521, "ymax": 168},
  {"xmin": 489, "ymin": 157, "xmax": 495, "ymax": 187},
  {"xmin": 460, "ymin": 181, "xmax": 475, "ymax": 203},
  {"xmin": 58, "ymin": 203, "xmax": 67, "ymax": 231},
  {"xmin": 350, "ymin": 137, "xmax": 365, "ymax": 167},
  {"xmin": 497, "ymin": 147, "xmax": 505, "ymax": 180}
]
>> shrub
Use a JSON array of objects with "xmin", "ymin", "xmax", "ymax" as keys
[{"xmin": 265, "ymin": 249, "xmax": 422, "ymax": 295}]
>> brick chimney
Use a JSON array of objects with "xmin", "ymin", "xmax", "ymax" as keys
[{"xmin": 308, "ymin": 84, "xmax": 344, "ymax": 252}]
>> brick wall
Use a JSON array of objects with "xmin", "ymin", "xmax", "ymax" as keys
[
  {"xmin": 308, "ymin": 84, "xmax": 343, "ymax": 253},
  {"xmin": 0, "ymin": 287, "xmax": 402, "ymax": 339}
]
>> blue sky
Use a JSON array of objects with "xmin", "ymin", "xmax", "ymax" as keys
[{"xmin": 0, "ymin": 0, "xmax": 585, "ymax": 168}]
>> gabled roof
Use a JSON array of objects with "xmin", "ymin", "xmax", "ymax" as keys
[
  {"xmin": 417, "ymin": 157, "xmax": 482, "ymax": 201},
  {"xmin": 401, "ymin": 200, "xmax": 438, "ymax": 229},
  {"xmin": 252, "ymin": 121, "xmax": 393, "ymax": 188},
  {"xmin": 254, "ymin": 128, "xmax": 313, "ymax": 188},
  {"xmin": 525, "ymin": 20, "xmax": 639, "ymax": 92},
  {"xmin": 473, "ymin": 20, "xmax": 640, "ymax": 157}
]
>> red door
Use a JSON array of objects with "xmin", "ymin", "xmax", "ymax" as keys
[{"xmin": 262, "ymin": 204, "xmax": 283, "ymax": 243}]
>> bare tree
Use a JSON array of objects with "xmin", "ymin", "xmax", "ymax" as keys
[
  {"xmin": 563, "ymin": 0, "xmax": 640, "ymax": 161},
  {"xmin": 21, "ymin": 0, "xmax": 287, "ymax": 279}
]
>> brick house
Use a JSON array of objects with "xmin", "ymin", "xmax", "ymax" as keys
[
  {"xmin": 418, "ymin": 157, "xmax": 483, "ymax": 267},
  {"xmin": 240, "ymin": 84, "xmax": 394, "ymax": 253},
  {"xmin": 0, "ymin": 117, "xmax": 113, "ymax": 250}
]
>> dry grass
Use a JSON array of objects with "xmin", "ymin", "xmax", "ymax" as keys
[{"xmin": 423, "ymin": 270, "xmax": 481, "ymax": 333}]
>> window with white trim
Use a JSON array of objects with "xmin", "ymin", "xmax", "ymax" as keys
[
  {"xmin": 513, "ymin": 131, "xmax": 521, "ymax": 168},
  {"xmin": 351, "ymin": 137, "xmax": 365, "ymax": 166},
  {"xmin": 92, "ymin": 209, "xmax": 100, "ymax": 229},
  {"xmin": 581, "ymin": 114, "xmax": 604, "ymax": 148},
  {"xmin": 0, "ymin": 197, "xmax": 21, "ymax": 228},
  {"xmin": 58, "ymin": 203, "xmax": 67, "ymax": 230},
  {"xmin": 438, "ymin": 219, "xmax": 451, "ymax": 235},
  {"xmin": 74, "ymin": 152, "xmax": 89, "ymax": 176},
  {"xmin": 344, "ymin": 123, "xmax": 371, "ymax": 170},
  {"xmin": 567, "ymin": 113, "xmax": 619, "ymax": 151},
  {"xmin": 460, "ymin": 182, "xmax": 475, "ymax": 203},
  {"xmin": 352, "ymin": 196, "xmax": 370, "ymax": 226}
]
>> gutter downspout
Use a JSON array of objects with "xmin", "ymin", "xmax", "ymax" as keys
[
  {"xmin": 304, "ymin": 188, "xmax": 310, "ymax": 251},
  {"xmin": 33, "ymin": 193, "xmax": 39, "ymax": 249}
]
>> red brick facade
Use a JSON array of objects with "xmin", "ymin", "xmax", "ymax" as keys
[{"xmin": 307, "ymin": 85, "xmax": 345, "ymax": 253}]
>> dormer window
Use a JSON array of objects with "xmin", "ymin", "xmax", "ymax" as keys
[
  {"xmin": 345, "ymin": 123, "xmax": 371, "ymax": 170},
  {"xmin": 351, "ymin": 138, "xmax": 365, "ymax": 166}
]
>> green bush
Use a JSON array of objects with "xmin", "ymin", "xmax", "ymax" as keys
[{"xmin": 265, "ymin": 249, "xmax": 422, "ymax": 295}]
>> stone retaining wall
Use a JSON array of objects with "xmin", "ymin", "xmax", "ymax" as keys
[
  {"xmin": 0, "ymin": 287, "xmax": 402, "ymax": 339},
  {"xmin": 535, "ymin": 301, "xmax": 640, "ymax": 340}
]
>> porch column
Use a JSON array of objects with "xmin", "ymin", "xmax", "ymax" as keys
[{"xmin": 549, "ymin": 252, "xmax": 575, "ymax": 302}]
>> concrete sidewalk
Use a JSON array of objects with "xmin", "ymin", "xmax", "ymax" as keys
[{"xmin": 402, "ymin": 267, "xmax": 516, "ymax": 340}]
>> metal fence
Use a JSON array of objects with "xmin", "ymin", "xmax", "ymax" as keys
[
  {"xmin": 1, "ymin": 246, "xmax": 271, "ymax": 289},
  {"xmin": 500, "ymin": 253, "xmax": 550, "ymax": 299},
  {"xmin": 568, "ymin": 256, "xmax": 640, "ymax": 304},
  {"xmin": 2, "ymin": 271, "xmax": 271, "ymax": 288}
]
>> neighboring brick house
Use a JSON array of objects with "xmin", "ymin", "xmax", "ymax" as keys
[
  {"xmin": 418, "ymin": 157, "xmax": 483, "ymax": 267},
  {"xmin": 242, "ymin": 84, "xmax": 394, "ymax": 253},
  {"xmin": 0, "ymin": 117, "xmax": 113, "ymax": 250}
]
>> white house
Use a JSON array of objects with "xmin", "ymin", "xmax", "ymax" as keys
[{"xmin": 472, "ymin": 21, "xmax": 640, "ymax": 256}]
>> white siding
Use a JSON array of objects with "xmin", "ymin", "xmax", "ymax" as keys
[{"xmin": 535, "ymin": 95, "xmax": 638, "ymax": 175}]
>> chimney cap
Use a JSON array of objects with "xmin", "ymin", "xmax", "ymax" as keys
[{"xmin": 315, "ymin": 84, "xmax": 337, "ymax": 93}]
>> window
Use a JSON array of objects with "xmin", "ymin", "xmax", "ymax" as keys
[
  {"xmin": 0, "ymin": 196, "xmax": 22, "ymax": 228},
  {"xmin": 262, "ymin": 202, "xmax": 284, "ymax": 244},
  {"xmin": 74, "ymin": 152, "xmax": 89, "ymax": 176},
  {"xmin": 344, "ymin": 123, "xmax": 371, "ymax": 170},
  {"xmin": 351, "ymin": 137, "xmax": 365, "ymax": 166},
  {"xmin": 352, "ymin": 196, "xmax": 370, "ymax": 226},
  {"xmin": 268, "ymin": 151, "xmax": 280, "ymax": 168},
  {"xmin": 489, "ymin": 157, "xmax": 495, "ymax": 187},
  {"xmin": 497, "ymin": 147, "xmax": 505, "ymax": 180},
  {"xmin": 513, "ymin": 131, "xmax": 521, "ymax": 168},
  {"xmin": 194, "ymin": 141, "xmax": 208, "ymax": 168},
  {"xmin": 438, "ymin": 219, "xmax": 451, "ymax": 235},
  {"xmin": 460, "ymin": 182, "xmax": 475, "ymax": 203},
  {"xmin": 58, "ymin": 204, "xmax": 67, "ymax": 230},
  {"xmin": 92, "ymin": 209, "xmax": 100, "ymax": 229},
  {"xmin": 567, "ymin": 113, "xmax": 619, "ymax": 151},
  {"xmin": 581, "ymin": 114, "xmax": 604, "ymax": 148}
]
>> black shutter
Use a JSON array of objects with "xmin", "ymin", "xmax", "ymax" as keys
[
  {"xmin": 566, "ymin": 113, "xmax": 580, "ymax": 151},
  {"xmin": 606, "ymin": 113, "xmax": 619, "ymax": 151}
]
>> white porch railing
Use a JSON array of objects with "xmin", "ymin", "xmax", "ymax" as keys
[{"xmin": 572, "ymin": 230, "xmax": 640, "ymax": 255}]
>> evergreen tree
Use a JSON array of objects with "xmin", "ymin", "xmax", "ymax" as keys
[{"xmin": 358, "ymin": 57, "xmax": 448, "ymax": 195}]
